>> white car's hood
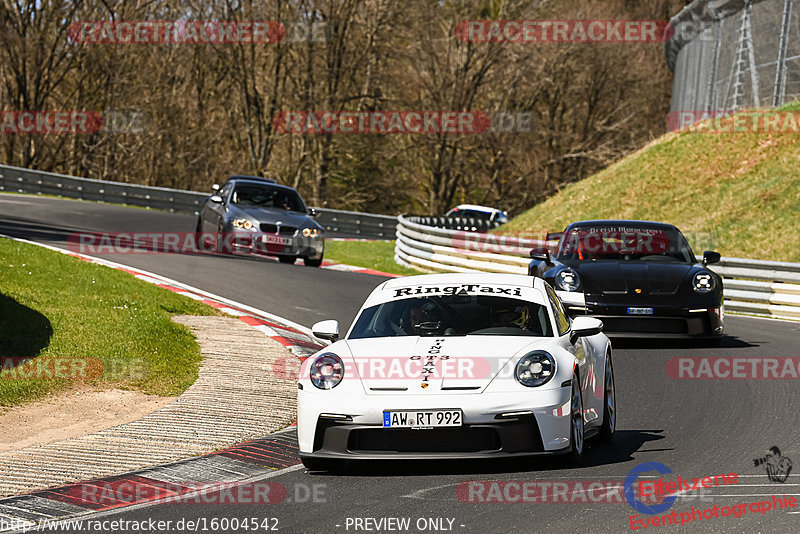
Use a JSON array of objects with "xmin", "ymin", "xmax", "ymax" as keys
[{"xmin": 341, "ymin": 336, "xmax": 552, "ymax": 394}]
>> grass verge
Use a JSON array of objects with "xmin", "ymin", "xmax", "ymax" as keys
[
  {"xmin": 0, "ymin": 238, "xmax": 218, "ymax": 406},
  {"xmin": 325, "ymin": 240, "xmax": 422, "ymax": 276},
  {"xmin": 500, "ymin": 101, "xmax": 800, "ymax": 262}
]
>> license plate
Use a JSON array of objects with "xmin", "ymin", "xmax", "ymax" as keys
[
  {"xmin": 383, "ymin": 410, "xmax": 462, "ymax": 429},
  {"xmin": 627, "ymin": 307, "xmax": 654, "ymax": 315},
  {"xmin": 262, "ymin": 235, "xmax": 290, "ymax": 246}
]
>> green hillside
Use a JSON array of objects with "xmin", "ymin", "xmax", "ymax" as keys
[{"xmin": 502, "ymin": 101, "xmax": 800, "ymax": 262}]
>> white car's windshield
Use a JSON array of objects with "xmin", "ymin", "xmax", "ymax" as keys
[{"xmin": 348, "ymin": 295, "xmax": 553, "ymax": 339}]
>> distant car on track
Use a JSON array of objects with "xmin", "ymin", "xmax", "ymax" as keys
[
  {"xmin": 197, "ymin": 175, "xmax": 324, "ymax": 267},
  {"xmin": 528, "ymin": 220, "xmax": 723, "ymax": 343},
  {"xmin": 297, "ymin": 272, "xmax": 615, "ymax": 471},
  {"xmin": 445, "ymin": 204, "xmax": 509, "ymax": 225}
]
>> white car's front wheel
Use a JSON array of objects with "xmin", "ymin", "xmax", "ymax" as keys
[
  {"xmin": 598, "ymin": 353, "xmax": 616, "ymax": 442},
  {"xmin": 566, "ymin": 375, "xmax": 584, "ymax": 463}
]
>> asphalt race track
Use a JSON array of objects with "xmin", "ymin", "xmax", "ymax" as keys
[{"xmin": 2, "ymin": 193, "xmax": 799, "ymax": 534}]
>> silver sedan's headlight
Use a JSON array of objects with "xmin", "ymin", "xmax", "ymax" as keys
[
  {"xmin": 554, "ymin": 269, "xmax": 581, "ymax": 292},
  {"xmin": 310, "ymin": 353, "xmax": 344, "ymax": 389},
  {"xmin": 692, "ymin": 271, "xmax": 715, "ymax": 293},
  {"xmin": 232, "ymin": 218, "xmax": 256, "ymax": 231},
  {"xmin": 515, "ymin": 351, "xmax": 556, "ymax": 387},
  {"xmin": 302, "ymin": 227, "xmax": 321, "ymax": 238}
]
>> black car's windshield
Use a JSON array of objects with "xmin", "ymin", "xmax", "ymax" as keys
[
  {"xmin": 348, "ymin": 295, "xmax": 553, "ymax": 339},
  {"xmin": 231, "ymin": 185, "xmax": 305, "ymax": 212},
  {"xmin": 557, "ymin": 225, "xmax": 695, "ymax": 263}
]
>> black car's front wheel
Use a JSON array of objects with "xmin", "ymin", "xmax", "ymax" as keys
[{"xmin": 304, "ymin": 255, "xmax": 323, "ymax": 267}]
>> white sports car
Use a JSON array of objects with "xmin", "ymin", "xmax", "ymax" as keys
[{"xmin": 298, "ymin": 273, "xmax": 615, "ymax": 470}]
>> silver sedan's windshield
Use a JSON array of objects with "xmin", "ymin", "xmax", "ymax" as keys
[
  {"xmin": 231, "ymin": 185, "xmax": 305, "ymax": 212},
  {"xmin": 348, "ymin": 295, "xmax": 553, "ymax": 339}
]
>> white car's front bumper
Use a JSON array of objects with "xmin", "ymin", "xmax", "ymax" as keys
[{"xmin": 298, "ymin": 386, "xmax": 573, "ymax": 460}]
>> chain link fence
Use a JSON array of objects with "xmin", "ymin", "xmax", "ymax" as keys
[{"xmin": 666, "ymin": 0, "xmax": 800, "ymax": 115}]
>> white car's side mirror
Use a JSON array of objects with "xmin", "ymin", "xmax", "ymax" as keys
[
  {"xmin": 570, "ymin": 316, "xmax": 603, "ymax": 344},
  {"xmin": 312, "ymin": 320, "xmax": 339, "ymax": 342},
  {"xmin": 211, "ymin": 183, "xmax": 220, "ymax": 192}
]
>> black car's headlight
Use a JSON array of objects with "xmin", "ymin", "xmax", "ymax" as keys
[
  {"xmin": 692, "ymin": 271, "xmax": 715, "ymax": 293},
  {"xmin": 310, "ymin": 353, "xmax": 344, "ymax": 389},
  {"xmin": 554, "ymin": 269, "xmax": 581, "ymax": 292},
  {"xmin": 515, "ymin": 351, "xmax": 556, "ymax": 387},
  {"xmin": 302, "ymin": 228, "xmax": 321, "ymax": 238},
  {"xmin": 232, "ymin": 218, "xmax": 256, "ymax": 231}
]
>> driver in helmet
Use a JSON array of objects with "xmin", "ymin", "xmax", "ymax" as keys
[
  {"xmin": 406, "ymin": 301, "xmax": 442, "ymax": 336},
  {"xmin": 493, "ymin": 304, "xmax": 532, "ymax": 331}
]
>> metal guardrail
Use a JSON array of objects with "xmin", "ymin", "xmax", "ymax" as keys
[
  {"xmin": 0, "ymin": 163, "xmax": 397, "ymax": 240},
  {"xmin": 395, "ymin": 215, "xmax": 800, "ymax": 321},
  {"xmin": 0, "ymin": 163, "xmax": 208, "ymax": 213},
  {"xmin": 314, "ymin": 208, "xmax": 397, "ymax": 240},
  {"xmin": 408, "ymin": 215, "xmax": 503, "ymax": 233}
]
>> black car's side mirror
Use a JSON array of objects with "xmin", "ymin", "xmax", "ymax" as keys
[
  {"xmin": 209, "ymin": 195, "xmax": 223, "ymax": 204},
  {"xmin": 703, "ymin": 251, "xmax": 721, "ymax": 266},
  {"xmin": 530, "ymin": 250, "xmax": 551, "ymax": 265},
  {"xmin": 307, "ymin": 207, "xmax": 318, "ymax": 217},
  {"xmin": 211, "ymin": 183, "xmax": 220, "ymax": 192}
]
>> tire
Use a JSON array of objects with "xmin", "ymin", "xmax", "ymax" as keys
[
  {"xmin": 304, "ymin": 255, "xmax": 323, "ymax": 267},
  {"xmin": 278, "ymin": 255, "xmax": 296, "ymax": 264},
  {"xmin": 598, "ymin": 352, "xmax": 616, "ymax": 442},
  {"xmin": 301, "ymin": 456, "xmax": 339, "ymax": 472},
  {"xmin": 566, "ymin": 374, "xmax": 585, "ymax": 464}
]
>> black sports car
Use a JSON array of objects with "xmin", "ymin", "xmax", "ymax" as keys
[
  {"xmin": 197, "ymin": 175, "xmax": 324, "ymax": 266},
  {"xmin": 528, "ymin": 220, "xmax": 723, "ymax": 342}
]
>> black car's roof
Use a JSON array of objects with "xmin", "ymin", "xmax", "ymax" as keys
[{"xmin": 565, "ymin": 219, "xmax": 680, "ymax": 231}]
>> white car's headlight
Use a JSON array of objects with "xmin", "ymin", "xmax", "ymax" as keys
[
  {"xmin": 310, "ymin": 353, "xmax": 344, "ymax": 389},
  {"xmin": 232, "ymin": 218, "xmax": 256, "ymax": 231},
  {"xmin": 301, "ymin": 227, "xmax": 321, "ymax": 238},
  {"xmin": 515, "ymin": 351, "xmax": 556, "ymax": 387},
  {"xmin": 554, "ymin": 269, "xmax": 581, "ymax": 292},
  {"xmin": 692, "ymin": 271, "xmax": 715, "ymax": 293}
]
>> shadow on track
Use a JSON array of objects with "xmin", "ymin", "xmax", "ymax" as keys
[
  {"xmin": 0, "ymin": 216, "xmax": 85, "ymax": 243},
  {"xmin": 610, "ymin": 335, "xmax": 758, "ymax": 350}
]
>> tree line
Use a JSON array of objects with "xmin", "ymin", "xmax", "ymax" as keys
[{"xmin": 0, "ymin": 0, "xmax": 691, "ymax": 216}]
